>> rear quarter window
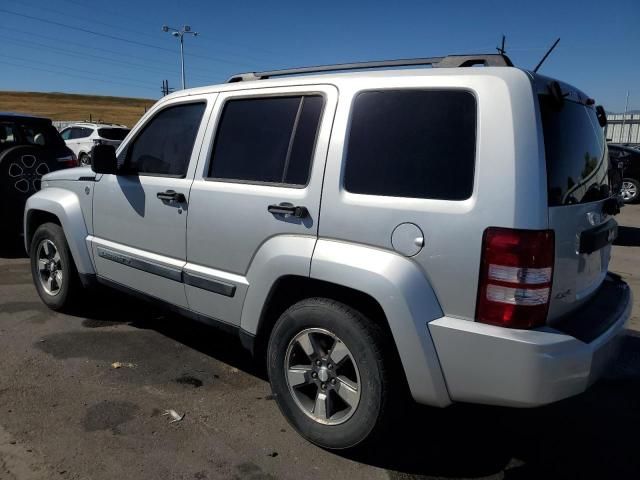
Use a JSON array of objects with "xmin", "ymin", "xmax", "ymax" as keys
[{"xmin": 344, "ymin": 89, "xmax": 477, "ymax": 200}]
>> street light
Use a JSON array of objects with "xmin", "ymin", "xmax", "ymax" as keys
[{"xmin": 162, "ymin": 24, "xmax": 198, "ymax": 90}]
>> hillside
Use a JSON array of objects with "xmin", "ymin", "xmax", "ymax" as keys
[{"xmin": 0, "ymin": 91, "xmax": 157, "ymax": 127}]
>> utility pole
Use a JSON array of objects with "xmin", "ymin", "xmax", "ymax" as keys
[
  {"xmin": 621, "ymin": 90, "xmax": 630, "ymax": 143},
  {"xmin": 162, "ymin": 25, "xmax": 198, "ymax": 89}
]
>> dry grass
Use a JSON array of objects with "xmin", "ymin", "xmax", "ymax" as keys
[{"xmin": 0, "ymin": 91, "xmax": 157, "ymax": 127}]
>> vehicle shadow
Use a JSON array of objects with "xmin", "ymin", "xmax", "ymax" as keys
[
  {"xmin": 615, "ymin": 226, "xmax": 640, "ymax": 247},
  {"xmin": 74, "ymin": 287, "xmax": 262, "ymax": 379},
  {"xmin": 75, "ymin": 293, "xmax": 640, "ymax": 479},
  {"xmin": 342, "ymin": 330, "xmax": 640, "ymax": 480},
  {"xmin": 0, "ymin": 237, "xmax": 28, "ymax": 259}
]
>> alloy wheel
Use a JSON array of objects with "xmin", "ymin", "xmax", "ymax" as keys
[
  {"xmin": 621, "ymin": 181, "xmax": 637, "ymax": 202},
  {"xmin": 36, "ymin": 239, "xmax": 63, "ymax": 296},
  {"xmin": 284, "ymin": 328, "xmax": 361, "ymax": 425}
]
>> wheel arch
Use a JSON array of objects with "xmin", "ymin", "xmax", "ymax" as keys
[
  {"xmin": 244, "ymin": 238, "xmax": 452, "ymax": 407},
  {"xmin": 24, "ymin": 188, "xmax": 95, "ymax": 276}
]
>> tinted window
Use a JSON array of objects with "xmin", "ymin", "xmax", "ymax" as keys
[
  {"xmin": 540, "ymin": 97, "xmax": 609, "ymax": 206},
  {"xmin": 60, "ymin": 128, "xmax": 72, "ymax": 140},
  {"xmin": 98, "ymin": 128, "xmax": 130, "ymax": 141},
  {"xmin": 209, "ymin": 95, "xmax": 323, "ymax": 185},
  {"xmin": 1, "ymin": 121, "xmax": 65, "ymax": 148},
  {"xmin": 75, "ymin": 127, "xmax": 93, "ymax": 139},
  {"xmin": 344, "ymin": 90, "xmax": 476, "ymax": 200},
  {"xmin": 126, "ymin": 102, "xmax": 205, "ymax": 176}
]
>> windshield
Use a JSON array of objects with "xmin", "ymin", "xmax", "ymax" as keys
[
  {"xmin": 539, "ymin": 96, "xmax": 609, "ymax": 206},
  {"xmin": 98, "ymin": 127, "xmax": 130, "ymax": 141}
]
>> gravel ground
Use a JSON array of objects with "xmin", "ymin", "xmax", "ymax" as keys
[{"xmin": 0, "ymin": 205, "xmax": 639, "ymax": 480}]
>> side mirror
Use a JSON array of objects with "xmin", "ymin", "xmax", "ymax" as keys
[
  {"xmin": 596, "ymin": 105, "xmax": 607, "ymax": 127},
  {"xmin": 91, "ymin": 144, "xmax": 118, "ymax": 174}
]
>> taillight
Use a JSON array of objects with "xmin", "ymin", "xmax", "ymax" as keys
[
  {"xmin": 57, "ymin": 153, "xmax": 78, "ymax": 168},
  {"xmin": 476, "ymin": 227, "xmax": 554, "ymax": 329}
]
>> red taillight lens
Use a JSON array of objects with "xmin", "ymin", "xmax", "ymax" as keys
[
  {"xmin": 476, "ymin": 227, "xmax": 554, "ymax": 329},
  {"xmin": 57, "ymin": 153, "xmax": 78, "ymax": 168}
]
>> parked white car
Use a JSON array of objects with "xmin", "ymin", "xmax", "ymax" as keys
[{"xmin": 59, "ymin": 123, "xmax": 130, "ymax": 165}]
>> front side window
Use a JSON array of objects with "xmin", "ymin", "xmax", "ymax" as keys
[
  {"xmin": 126, "ymin": 102, "xmax": 206, "ymax": 176},
  {"xmin": 344, "ymin": 89, "xmax": 477, "ymax": 200},
  {"xmin": 208, "ymin": 95, "xmax": 324, "ymax": 185}
]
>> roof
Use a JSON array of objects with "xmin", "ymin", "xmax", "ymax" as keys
[
  {"xmin": 0, "ymin": 112, "xmax": 51, "ymax": 122},
  {"xmin": 162, "ymin": 65, "xmax": 527, "ymax": 102}
]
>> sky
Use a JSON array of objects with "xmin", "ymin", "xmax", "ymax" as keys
[{"xmin": 0, "ymin": 0, "xmax": 638, "ymax": 112}]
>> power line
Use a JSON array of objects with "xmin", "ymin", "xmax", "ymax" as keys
[
  {"xmin": 0, "ymin": 7, "xmax": 260, "ymax": 66},
  {"xmin": 0, "ymin": 53, "xmax": 153, "ymax": 89},
  {"xmin": 0, "ymin": 8, "xmax": 174, "ymax": 53},
  {"xmin": 0, "ymin": 25, "xmax": 228, "ymax": 79},
  {"xmin": 0, "ymin": 35, "xmax": 217, "ymax": 83},
  {"xmin": 0, "ymin": 59, "xmax": 157, "ymax": 93},
  {"xmin": 55, "ymin": 0, "xmax": 285, "ymax": 60}
]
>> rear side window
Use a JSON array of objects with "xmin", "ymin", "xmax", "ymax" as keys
[
  {"xmin": 344, "ymin": 90, "xmax": 477, "ymax": 200},
  {"xmin": 126, "ymin": 102, "xmax": 205, "ymax": 176},
  {"xmin": 540, "ymin": 97, "xmax": 609, "ymax": 206},
  {"xmin": 98, "ymin": 128, "xmax": 130, "ymax": 141},
  {"xmin": 208, "ymin": 95, "xmax": 324, "ymax": 185}
]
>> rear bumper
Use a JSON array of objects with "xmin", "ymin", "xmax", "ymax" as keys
[{"xmin": 428, "ymin": 274, "xmax": 631, "ymax": 407}]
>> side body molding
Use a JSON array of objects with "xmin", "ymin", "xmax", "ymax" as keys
[
  {"xmin": 24, "ymin": 188, "xmax": 95, "ymax": 275},
  {"xmin": 310, "ymin": 239, "xmax": 451, "ymax": 407}
]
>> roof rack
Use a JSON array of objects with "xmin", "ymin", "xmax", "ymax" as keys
[{"xmin": 227, "ymin": 54, "xmax": 513, "ymax": 83}]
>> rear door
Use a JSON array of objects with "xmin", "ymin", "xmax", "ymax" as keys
[
  {"xmin": 184, "ymin": 85, "xmax": 337, "ymax": 325},
  {"xmin": 538, "ymin": 93, "xmax": 617, "ymax": 321}
]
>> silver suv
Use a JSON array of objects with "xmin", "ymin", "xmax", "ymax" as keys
[{"xmin": 24, "ymin": 54, "xmax": 632, "ymax": 449}]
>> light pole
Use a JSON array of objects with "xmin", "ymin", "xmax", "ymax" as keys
[{"xmin": 162, "ymin": 25, "xmax": 198, "ymax": 90}]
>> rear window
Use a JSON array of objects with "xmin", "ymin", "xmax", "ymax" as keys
[
  {"xmin": 98, "ymin": 128, "xmax": 130, "ymax": 141},
  {"xmin": 539, "ymin": 97, "xmax": 609, "ymax": 206},
  {"xmin": 344, "ymin": 90, "xmax": 476, "ymax": 200},
  {"xmin": 0, "ymin": 121, "xmax": 64, "ymax": 149}
]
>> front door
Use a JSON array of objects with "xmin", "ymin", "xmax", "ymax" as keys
[
  {"xmin": 184, "ymin": 85, "xmax": 338, "ymax": 325},
  {"xmin": 91, "ymin": 97, "xmax": 211, "ymax": 307}
]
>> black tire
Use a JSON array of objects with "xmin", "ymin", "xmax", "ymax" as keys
[
  {"xmin": 621, "ymin": 178, "xmax": 639, "ymax": 204},
  {"xmin": 267, "ymin": 298, "xmax": 403, "ymax": 449},
  {"xmin": 30, "ymin": 222, "xmax": 82, "ymax": 311},
  {"xmin": 79, "ymin": 153, "xmax": 90, "ymax": 166}
]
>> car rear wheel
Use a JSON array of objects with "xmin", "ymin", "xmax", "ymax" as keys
[
  {"xmin": 79, "ymin": 153, "xmax": 90, "ymax": 166},
  {"xmin": 621, "ymin": 178, "xmax": 639, "ymax": 204},
  {"xmin": 30, "ymin": 223, "xmax": 82, "ymax": 311},
  {"xmin": 0, "ymin": 146, "xmax": 56, "ymax": 237},
  {"xmin": 267, "ymin": 298, "xmax": 403, "ymax": 449}
]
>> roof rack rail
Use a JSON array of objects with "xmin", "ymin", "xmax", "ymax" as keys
[{"xmin": 227, "ymin": 53, "xmax": 513, "ymax": 83}]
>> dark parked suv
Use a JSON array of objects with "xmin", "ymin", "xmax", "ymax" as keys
[
  {"xmin": 608, "ymin": 143, "xmax": 640, "ymax": 203},
  {"xmin": 0, "ymin": 113, "xmax": 77, "ymax": 240}
]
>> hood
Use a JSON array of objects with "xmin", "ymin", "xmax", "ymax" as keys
[{"xmin": 43, "ymin": 166, "xmax": 95, "ymax": 182}]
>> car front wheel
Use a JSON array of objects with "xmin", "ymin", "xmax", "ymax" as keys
[
  {"xmin": 267, "ymin": 298, "xmax": 402, "ymax": 449},
  {"xmin": 30, "ymin": 222, "xmax": 82, "ymax": 311}
]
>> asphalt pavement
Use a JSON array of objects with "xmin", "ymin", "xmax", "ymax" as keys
[{"xmin": 1, "ymin": 206, "xmax": 639, "ymax": 480}]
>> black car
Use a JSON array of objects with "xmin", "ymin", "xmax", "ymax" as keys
[
  {"xmin": 608, "ymin": 143, "xmax": 640, "ymax": 204},
  {"xmin": 0, "ymin": 113, "xmax": 78, "ymax": 239}
]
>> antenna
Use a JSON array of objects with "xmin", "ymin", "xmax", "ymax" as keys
[
  {"xmin": 533, "ymin": 37, "xmax": 560, "ymax": 73},
  {"xmin": 496, "ymin": 34, "xmax": 506, "ymax": 55}
]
